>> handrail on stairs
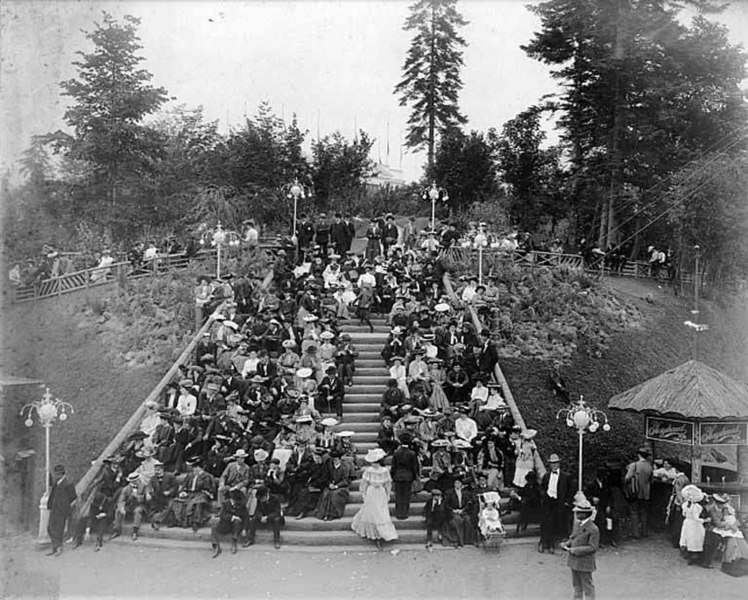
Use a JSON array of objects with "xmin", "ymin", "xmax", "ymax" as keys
[
  {"xmin": 442, "ymin": 272, "xmax": 545, "ymax": 476},
  {"xmin": 73, "ymin": 302, "xmax": 227, "ymax": 518}
]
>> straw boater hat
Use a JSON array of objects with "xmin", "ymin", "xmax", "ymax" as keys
[
  {"xmin": 712, "ymin": 493, "xmax": 730, "ymax": 503},
  {"xmin": 296, "ymin": 367, "xmax": 313, "ymax": 379},
  {"xmin": 453, "ymin": 439, "xmax": 472, "ymax": 450},
  {"xmin": 321, "ymin": 417, "xmax": 339, "ymax": 428},
  {"xmin": 295, "ymin": 414, "xmax": 314, "ymax": 424},
  {"xmin": 434, "ymin": 302, "xmax": 451, "ymax": 312},
  {"xmin": 390, "ymin": 356, "xmax": 404, "ymax": 364},
  {"xmin": 335, "ymin": 430, "xmax": 355, "ymax": 438},
  {"xmin": 253, "ymin": 449, "xmax": 269, "ymax": 462},
  {"xmin": 364, "ymin": 448, "xmax": 386, "ymax": 463},
  {"xmin": 282, "ymin": 339, "xmax": 297, "ymax": 349},
  {"xmin": 431, "ymin": 439, "xmax": 450, "ymax": 448},
  {"xmin": 521, "ymin": 429, "xmax": 538, "ymax": 441},
  {"xmin": 233, "ymin": 449, "xmax": 248, "ymax": 459},
  {"xmin": 572, "ymin": 498, "xmax": 594, "ymax": 513},
  {"xmin": 127, "ymin": 472, "xmax": 140, "ymax": 483},
  {"xmin": 320, "ymin": 331, "xmax": 335, "ymax": 340}
]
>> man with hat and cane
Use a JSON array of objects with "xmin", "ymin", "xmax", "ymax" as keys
[
  {"xmin": 112, "ymin": 471, "xmax": 147, "ymax": 541},
  {"xmin": 560, "ymin": 496, "xmax": 600, "ymax": 600}
]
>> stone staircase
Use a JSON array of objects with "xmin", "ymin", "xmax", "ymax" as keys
[{"xmin": 108, "ymin": 315, "xmax": 539, "ymax": 550}]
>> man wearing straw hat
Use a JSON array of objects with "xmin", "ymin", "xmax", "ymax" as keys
[{"xmin": 561, "ymin": 497, "xmax": 600, "ymax": 600}]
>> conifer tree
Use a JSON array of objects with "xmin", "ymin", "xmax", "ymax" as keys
[{"xmin": 394, "ymin": 0, "xmax": 468, "ymax": 171}]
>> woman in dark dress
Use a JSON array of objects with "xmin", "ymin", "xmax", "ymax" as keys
[
  {"xmin": 285, "ymin": 448, "xmax": 330, "ymax": 519},
  {"xmin": 315, "ymin": 451, "xmax": 353, "ymax": 520}
]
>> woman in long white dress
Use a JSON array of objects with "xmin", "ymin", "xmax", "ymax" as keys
[
  {"xmin": 679, "ymin": 485, "xmax": 705, "ymax": 564},
  {"xmin": 351, "ymin": 448, "xmax": 398, "ymax": 550}
]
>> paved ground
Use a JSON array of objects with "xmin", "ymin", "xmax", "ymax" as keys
[{"xmin": 2, "ymin": 534, "xmax": 746, "ymax": 600}]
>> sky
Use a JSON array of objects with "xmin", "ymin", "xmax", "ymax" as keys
[{"xmin": 2, "ymin": 0, "xmax": 748, "ymax": 184}]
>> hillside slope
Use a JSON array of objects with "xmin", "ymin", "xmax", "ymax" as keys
[{"xmin": 506, "ymin": 275, "xmax": 748, "ymax": 472}]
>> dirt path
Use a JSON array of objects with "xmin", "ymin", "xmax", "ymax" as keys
[{"xmin": 2, "ymin": 533, "xmax": 746, "ymax": 599}]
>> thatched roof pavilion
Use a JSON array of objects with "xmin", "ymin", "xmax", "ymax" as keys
[{"xmin": 608, "ymin": 360, "xmax": 748, "ymax": 420}]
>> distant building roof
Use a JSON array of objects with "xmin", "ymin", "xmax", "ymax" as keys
[
  {"xmin": 608, "ymin": 360, "xmax": 748, "ymax": 420},
  {"xmin": 366, "ymin": 164, "xmax": 406, "ymax": 188}
]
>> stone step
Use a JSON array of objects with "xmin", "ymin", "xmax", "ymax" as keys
[
  {"xmin": 343, "ymin": 326, "xmax": 392, "ymax": 335},
  {"xmin": 284, "ymin": 516, "xmax": 425, "ymax": 532},
  {"xmin": 350, "ymin": 344, "xmax": 384, "ymax": 352},
  {"xmin": 341, "ymin": 421, "xmax": 379, "ymax": 431},
  {"xmin": 350, "ymin": 432, "xmax": 378, "ymax": 443},
  {"xmin": 341, "ymin": 412, "xmax": 380, "ymax": 423},
  {"xmin": 345, "ymin": 403, "xmax": 380, "ymax": 413},
  {"xmin": 351, "ymin": 375, "xmax": 390, "ymax": 384},
  {"xmin": 355, "ymin": 359, "xmax": 386, "ymax": 368},
  {"xmin": 346, "ymin": 385, "xmax": 386, "ymax": 394},
  {"xmin": 346, "ymin": 334, "xmax": 389, "ymax": 342},
  {"xmin": 354, "ymin": 367, "xmax": 390, "ymax": 376},
  {"xmin": 343, "ymin": 501, "xmax": 426, "ymax": 517}
]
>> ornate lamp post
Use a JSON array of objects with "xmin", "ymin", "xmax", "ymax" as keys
[
  {"xmin": 474, "ymin": 230, "xmax": 488, "ymax": 286},
  {"xmin": 556, "ymin": 396, "xmax": 610, "ymax": 491},
  {"xmin": 212, "ymin": 222, "xmax": 227, "ymax": 279},
  {"xmin": 421, "ymin": 181, "xmax": 449, "ymax": 231},
  {"xmin": 21, "ymin": 387, "xmax": 74, "ymax": 544},
  {"xmin": 287, "ymin": 178, "xmax": 310, "ymax": 246}
]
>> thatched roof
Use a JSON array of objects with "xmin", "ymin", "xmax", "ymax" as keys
[{"xmin": 608, "ymin": 360, "xmax": 748, "ymax": 420}]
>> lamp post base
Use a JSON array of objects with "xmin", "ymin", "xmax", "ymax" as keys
[{"xmin": 36, "ymin": 493, "xmax": 51, "ymax": 547}]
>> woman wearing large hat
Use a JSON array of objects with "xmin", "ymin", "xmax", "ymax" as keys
[
  {"xmin": 351, "ymin": 448, "xmax": 398, "ymax": 549},
  {"xmin": 678, "ymin": 484, "xmax": 706, "ymax": 564}
]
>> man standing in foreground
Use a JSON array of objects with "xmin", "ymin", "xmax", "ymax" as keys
[
  {"xmin": 391, "ymin": 432, "xmax": 419, "ymax": 519},
  {"xmin": 539, "ymin": 453, "xmax": 573, "ymax": 552},
  {"xmin": 47, "ymin": 464, "xmax": 77, "ymax": 556},
  {"xmin": 561, "ymin": 498, "xmax": 600, "ymax": 600}
]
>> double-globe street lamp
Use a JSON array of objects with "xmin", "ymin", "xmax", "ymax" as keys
[
  {"xmin": 21, "ymin": 387, "xmax": 74, "ymax": 544},
  {"xmin": 209, "ymin": 222, "xmax": 241, "ymax": 279},
  {"xmin": 460, "ymin": 228, "xmax": 489, "ymax": 286},
  {"xmin": 556, "ymin": 396, "xmax": 610, "ymax": 491},
  {"xmin": 287, "ymin": 177, "xmax": 312, "ymax": 246},
  {"xmin": 421, "ymin": 181, "xmax": 449, "ymax": 231}
]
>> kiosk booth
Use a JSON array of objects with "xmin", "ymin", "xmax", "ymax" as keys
[{"xmin": 609, "ymin": 360, "xmax": 748, "ymax": 512}]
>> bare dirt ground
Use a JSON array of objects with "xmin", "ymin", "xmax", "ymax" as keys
[{"xmin": 2, "ymin": 533, "xmax": 746, "ymax": 600}]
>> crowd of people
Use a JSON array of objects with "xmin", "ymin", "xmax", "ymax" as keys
[{"xmin": 40, "ymin": 213, "xmax": 745, "ymax": 590}]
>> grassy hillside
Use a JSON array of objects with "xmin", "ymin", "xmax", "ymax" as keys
[{"xmin": 505, "ymin": 276, "xmax": 748, "ymax": 478}]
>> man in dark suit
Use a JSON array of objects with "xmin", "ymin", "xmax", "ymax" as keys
[
  {"xmin": 47, "ymin": 464, "xmax": 77, "ymax": 556},
  {"xmin": 478, "ymin": 329, "xmax": 500, "ymax": 373},
  {"xmin": 247, "ymin": 486, "xmax": 284, "ymax": 549},
  {"xmin": 330, "ymin": 213, "xmax": 349, "ymax": 256},
  {"xmin": 424, "ymin": 488, "xmax": 448, "ymax": 548},
  {"xmin": 382, "ymin": 214, "xmax": 399, "ymax": 256},
  {"xmin": 444, "ymin": 477, "xmax": 476, "ymax": 547},
  {"xmin": 540, "ymin": 453, "xmax": 574, "ymax": 552},
  {"xmin": 561, "ymin": 498, "xmax": 600, "ymax": 600},
  {"xmin": 319, "ymin": 366, "xmax": 345, "ymax": 419},
  {"xmin": 211, "ymin": 488, "xmax": 249, "ymax": 557},
  {"xmin": 147, "ymin": 460, "xmax": 179, "ymax": 530},
  {"xmin": 391, "ymin": 432, "xmax": 419, "ymax": 519},
  {"xmin": 343, "ymin": 214, "xmax": 356, "ymax": 252}
]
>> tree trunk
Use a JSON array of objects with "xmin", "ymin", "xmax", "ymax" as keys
[{"xmin": 427, "ymin": 2, "xmax": 436, "ymax": 172}]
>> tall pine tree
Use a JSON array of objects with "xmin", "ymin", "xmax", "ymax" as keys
[
  {"xmin": 59, "ymin": 13, "xmax": 168, "ymax": 210},
  {"xmin": 394, "ymin": 0, "xmax": 468, "ymax": 172}
]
